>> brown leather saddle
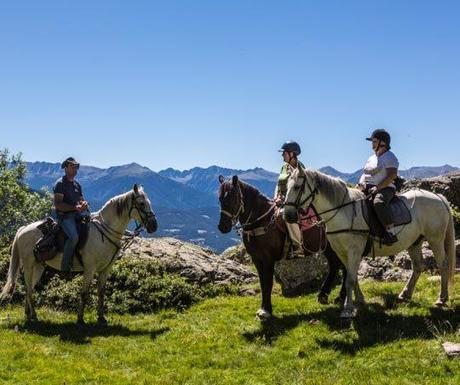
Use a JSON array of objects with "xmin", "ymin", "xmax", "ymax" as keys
[
  {"xmin": 33, "ymin": 216, "xmax": 90, "ymax": 263},
  {"xmin": 275, "ymin": 207, "xmax": 327, "ymax": 256},
  {"xmin": 361, "ymin": 195, "xmax": 412, "ymax": 239}
]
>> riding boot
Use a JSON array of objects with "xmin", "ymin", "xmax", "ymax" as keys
[
  {"xmin": 381, "ymin": 231, "xmax": 398, "ymax": 245},
  {"xmin": 288, "ymin": 244, "xmax": 305, "ymax": 259}
]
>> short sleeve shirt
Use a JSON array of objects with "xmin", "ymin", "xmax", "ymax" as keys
[
  {"xmin": 361, "ymin": 150, "xmax": 399, "ymax": 187},
  {"xmin": 53, "ymin": 176, "xmax": 83, "ymax": 212}
]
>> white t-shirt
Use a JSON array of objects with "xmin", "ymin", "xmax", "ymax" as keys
[{"xmin": 359, "ymin": 150, "xmax": 399, "ymax": 187}]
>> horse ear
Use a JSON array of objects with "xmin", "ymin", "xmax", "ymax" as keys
[
  {"xmin": 218, "ymin": 175, "xmax": 225, "ymax": 184},
  {"xmin": 133, "ymin": 183, "xmax": 139, "ymax": 195},
  {"xmin": 232, "ymin": 175, "xmax": 238, "ymax": 186}
]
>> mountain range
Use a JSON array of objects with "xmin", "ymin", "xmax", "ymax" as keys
[{"xmin": 24, "ymin": 161, "xmax": 459, "ymax": 252}]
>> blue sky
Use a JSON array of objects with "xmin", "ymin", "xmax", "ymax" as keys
[{"xmin": 1, "ymin": 1, "xmax": 459, "ymax": 172}]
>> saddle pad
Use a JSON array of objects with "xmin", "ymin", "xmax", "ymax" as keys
[{"xmin": 362, "ymin": 195, "xmax": 412, "ymax": 237}]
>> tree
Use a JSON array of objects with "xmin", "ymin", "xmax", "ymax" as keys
[{"xmin": 0, "ymin": 149, "xmax": 52, "ymax": 246}]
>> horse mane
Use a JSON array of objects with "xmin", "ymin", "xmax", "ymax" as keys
[
  {"xmin": 303, "ymin": 168, "xmax": 362, "ymax": 203},
  {"xmin": 100, "ymin": 190, "xmax": 133, "ymax": 217},
  {"xmin": 219, "ymin": 179, "xmax": 270, "ymax": 203}
]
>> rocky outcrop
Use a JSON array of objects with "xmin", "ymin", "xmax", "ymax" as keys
[
  {"xmin": 358, "ymin": 240, "xmax": 460, "ymax": 281},
  {"xmin": 403, "ymin": 172, "xmax": 460, "ymax": 209},
  {"xmin": 120, "ymin": 237, "xmax": 257, "ymax": 286},
  {"xmin": 274, "ymin": 254, "xmax": 328, "ymax": 296}
]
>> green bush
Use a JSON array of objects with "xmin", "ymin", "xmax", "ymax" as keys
[{"xmin": 1, "ymin": 251, "xmax": 238, "ymax": 314}]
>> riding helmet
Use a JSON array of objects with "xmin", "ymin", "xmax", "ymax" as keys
[{"xmin": 279, "ymin": 141, "xmax": 301, "ymax": 155}]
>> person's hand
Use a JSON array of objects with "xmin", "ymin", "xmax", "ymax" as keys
[
  {"xmin": 274, "ymin": 197, "xmax": 283, "ymax": 206},
  {"xmin": 75, "ymin": 204, "xmax": 84, "ymax": 212},
  {"xmin": 80, "ymin": 201, "xmax": 89, "ymax": 211},
  {"xmin": 369, "ymin": 186, "xmax": 378, "ymax": 195}
]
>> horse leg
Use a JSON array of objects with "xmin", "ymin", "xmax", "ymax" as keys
[
  {"xmin": 253, "ymin": 258, "xmax": 274, "ymax": 321},
  {"xmin": 318, "ymin": 244, "xmax": 340, "ymax": 304},
  {"xmin": 398, "ymin": 243, "xmax": 423, "ymax": 302},
  {"xmin": 340, "ymin": 253, "xmax": 361, "ymax": 318},
  {"xmin": 77, "ymin": 269, "xmax": 95, "ymax": 325},
  {"xmin": 354, "ymin": 281, "xmax": 365, "ymax": 306},
  {"xmin": 97, "ymin": 270, "xmax": 110, "ymax": 325},
  {"xmin": 428, "ymin": 239, "xmax": 449, "ymax": 306},
  {"xmin": 23, "ymin": 261, "xmax": 40, "ymax": 322}
]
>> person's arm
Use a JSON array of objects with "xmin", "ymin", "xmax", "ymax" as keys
[
  {"xmin": 54, "ymin": 193, "xmax": 79, "ymax": 212},
  {"xmin": 376, "ymin": 167, "xmax": 397, "ymax": 190}
]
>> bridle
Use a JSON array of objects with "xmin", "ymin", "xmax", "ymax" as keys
[
  {"xmin": 284, "ymin": 173, "xmax": 318, "ymax": 212},
  {"xmin": 220, "ymin": 183, "xmax": 245, "ymax": 227},
  {"xmin": 92, "ymin": 192, "xmax": 157, "ymax": 270},
  {"xmin": 129, "ymin": 194, "xmax": 157, "ymax": 232}
]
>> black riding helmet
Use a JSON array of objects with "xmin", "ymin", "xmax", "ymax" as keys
[
  {"xmin": 366, "ymin": 129, "xmax": 391, "ymax": 147},
  {"xmin": 61, "ymin": 157, "xmax": 80, "ymax": 169},
  {"xmin": 279, "ymin": 141, "xmax": 301, "ymax": 155}
]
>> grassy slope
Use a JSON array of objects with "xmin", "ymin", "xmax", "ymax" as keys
[{"xmin": 1, "ymin": 275, "xmax": 460, "ymax": 385}]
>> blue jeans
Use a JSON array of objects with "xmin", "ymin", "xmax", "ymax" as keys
[{"xmin": 59, "ymin": 211, "xmax": 89, "ymax": 271}]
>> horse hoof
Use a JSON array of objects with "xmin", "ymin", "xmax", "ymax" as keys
[
  {"xmin": 97, "ymin": 317, "xmax": 108, "ymax": 326},
  {"xmin": 340, "ymin": 308, "xmax": 357, "ymax": 319},
  {"xmin": 317, "ymin": 293, "xmax": 329, "ymax": 305},
  {"xmin": 398, "ymin": 294, "xmax": 410, "ymax": 303},
  {"xmin": 256, "ymin": 309, "xmax": 272, "ymax": 321},
  {"xmin": 434, "ymin": 300, "xmax": 448, "ymax": 308}
]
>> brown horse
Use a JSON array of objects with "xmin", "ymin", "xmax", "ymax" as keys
[{"xmin": 217, "ymin": 175, "xmax": 346, "ymax": 320}]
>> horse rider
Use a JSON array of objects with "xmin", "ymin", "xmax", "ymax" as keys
[
  {"xmin": 357, "ymin": 129, "xmax": 399, "ymax": 245},
  {"xmin": 53, "ymin": 157, "xmax": 90, "ymax": 273},
  {"xmin": 274, "ymin": 141, "xmax": 305, "ymax": 258}
]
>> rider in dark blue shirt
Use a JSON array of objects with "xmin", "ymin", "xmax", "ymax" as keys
[{"xmin": 53, "ymin": 157, "xmax": 89, "ymax": 272}]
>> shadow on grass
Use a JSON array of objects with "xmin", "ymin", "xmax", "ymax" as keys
[
  {"xmin": 243, "ymin": 297, "xmax": 460, "ymax": 354},
  {"xmin": 14, "ymin": 320, "xmax": 170, "ymax": 345},
  {"xmin": 315, "ymin": 302, "xmax": 460, "ymax": 355}
]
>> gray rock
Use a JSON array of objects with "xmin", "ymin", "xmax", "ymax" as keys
[
  {"xmin": 442, "ymin": 342, "xmax": 460, "ymax": 358},
  {"xmin": 274, "ymin": 253, "xmax": 328, "ymax": 296},
  {"xmin": 358, "ymin": 240, "xmax": 460, "ymax": 281},
  {"xmin": 120, "ymin": 237, "xmax": 257, "ymax": 286}
]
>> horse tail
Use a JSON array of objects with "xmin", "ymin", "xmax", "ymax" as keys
[
  {"xmin": 445, "ymin": 212, "xmax": 456, "ymax": 289},
  {"xmin": 0, "ymin": 234, "xmax": 21, "ymax": 302}
]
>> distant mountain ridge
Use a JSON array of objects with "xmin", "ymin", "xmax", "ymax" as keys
[{"xmin": 24, "ymin": 161, "xmax": 459, "ymax": 252}]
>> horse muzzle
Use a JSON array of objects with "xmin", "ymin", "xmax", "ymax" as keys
[
  {"xmin": 218, "ymin": 220, "xmax": 232, "ymax": 234},
  {"xmin": 146, "ymin": 217, "xmax": 158, "ymax": 233},
  {"xmin": 283, "ymin": 206, "xmax": 299, "ymax": 224}
]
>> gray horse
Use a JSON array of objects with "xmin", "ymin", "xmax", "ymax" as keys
[
  {"xmin": 284, "ymin": 166, "xmax": 456, "ymax": 318},
  {"xmin": 1, "ymin": 184, "xmax": 157, "ymax": 324}
]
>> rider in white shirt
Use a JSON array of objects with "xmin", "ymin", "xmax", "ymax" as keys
[{"xmin": 358, "ymin": 129, "xmax": 399, "ymax": 245}]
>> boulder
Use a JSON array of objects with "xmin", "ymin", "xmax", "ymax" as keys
[
  {"xmin": 274, "ymin": 253, "xmax": 329, "ymax": 296},
  {"xmin": 358, "ymin": 240, "xmax": 460, "ymax": 281},
  {"xmin": 120, "ymin": 237, "xmax": 257, "ymax": 286}
]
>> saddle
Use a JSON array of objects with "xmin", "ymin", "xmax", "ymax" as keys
[
  {"xmin": 33, "ymin": 216, "xmax": 90, "ymax": 263},
  {"xmin": 275, "ymin": 206, "xmax": 327, "ymax": 257},
  {"xmin": 361, "ymin": 195, "xmax": 411, "ymax": 239}
]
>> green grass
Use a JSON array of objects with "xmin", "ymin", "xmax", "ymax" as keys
[{"xmin": 1, "ymin": 275, "xmax": 460, "ymax": 385}]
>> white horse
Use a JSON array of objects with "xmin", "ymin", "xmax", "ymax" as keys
[
  {"xmin": 283, "ymin": 166, "xmax": 456, "ymax": 318},
  {"xmin": 0, "ymin": 184, "xmax": 157, "ymax": 324}
]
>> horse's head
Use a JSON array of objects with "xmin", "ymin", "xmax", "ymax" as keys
[
  {"xmin": 217, "ymin": 175, "xmax": 243, "ymax": 234},
  {"xmin": 130, "ymin": 184, "xmax": 158, "ymax": 233},
  {"xmin": 284, "ymin": 165, "xmax": 316, "ymax": 224}
]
